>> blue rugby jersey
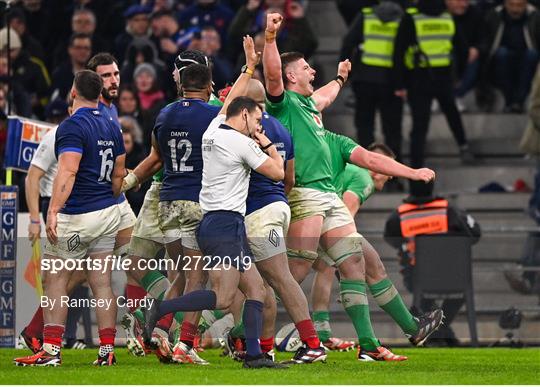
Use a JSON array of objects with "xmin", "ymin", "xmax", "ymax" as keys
[
  {"xmin": 154, "ymin": 99, "xmax": 220, "ymax": 202},
  {"xmin": 55, "ymin": 107, "xmax": 125, "ymax": 214},
  {"xmin": 246, "ymin": 112, "xmax": 294, "ymax": 215}
]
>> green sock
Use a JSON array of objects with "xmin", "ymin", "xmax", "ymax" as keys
[
  {"xmin": 230, "ymin": 321, "xmax": 245, "ymax": 338},
  {"xmin": 340, "ymin": 279, "xmax": 380, "ymax": 351},
  {"xmin": 369, "ymin": 278, "xmax": 418, "ymax": 335},
  {"xmin": 133, "ymin": 308, "xmax": 145, "ymax": 324},
  {"xmin": 312, "ymin": 311, "xmax": 332, "ymax": 342},
  {"xmin": 174, "ymin": 312, "xmax": 184, "ymax": 325},
  {"xmin": 140, "ymin": 270, "xmax": 170, "ymax": 300}
]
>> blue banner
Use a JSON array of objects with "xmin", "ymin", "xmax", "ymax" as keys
[
  {"xmin": 0, "ymin": 186, "xmax": 18, "ymax": 347},
  {"xmin": 4, "ymin": 116, "xmax": 56, "ymax": 173}
]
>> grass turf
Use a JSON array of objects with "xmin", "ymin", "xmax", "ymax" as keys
[{"xmin": 1, "ymin": 348, "xmax": 539, "ymax": 384}]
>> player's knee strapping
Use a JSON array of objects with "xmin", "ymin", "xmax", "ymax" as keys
[
  {"xmin": 370, "ymin": 279, "xmax": 399, "ymax": 307},
  {"xmin": 287, "ymin": 248, "xmax": 318, "ymax": 261},
  {"xmin": 326, "ymin": 232, "xmax": 364, "ymax": 266}
]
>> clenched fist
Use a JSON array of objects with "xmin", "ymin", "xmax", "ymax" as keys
[
  {"xmin": 266, "ymin": 12, "xmax": 283, "ymax": 33},
  {"xmin": 337, "ymin": 59, "xmax": 352, "ymax": 82}
]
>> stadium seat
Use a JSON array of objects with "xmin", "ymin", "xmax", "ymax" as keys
[{"xmin": 413, "ymin": 235, "xmax": 479, "ymax": 347}]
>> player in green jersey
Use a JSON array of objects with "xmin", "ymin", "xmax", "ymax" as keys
[
  {"xmin": 312, "ymin": 137, "xmax": 443, "ymax": 352},
  {"xmin": 263, "ymin": 12, "xmax": 438, "ymax": 361}
]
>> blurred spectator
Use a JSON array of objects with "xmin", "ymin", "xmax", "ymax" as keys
[
  {"xmin": 133, "ymin": 63, "xmax": 166, "ymax": 150},
  {"xmin": 119, "ymin": 114, "xmax": 144, "ymax": 145},
  {"xmin": 178, "ymin": 0, "xmax": 235, "ymax": 47},
  {"xmin": 337, "ymin": 0, "xmax": 378, "ymax": 25},
  {"xmin": 150, "ymin": 10, "xmax": 182, "ymax": 64},
  {"xmin": 505, "ymin": 65, "xmax": 540, "ymax": 297},
  {"xmin": 191, "ymin": 26, "xmax": 234, "ymax": 90},
  {"xmin": 393, "ymin": 0, "xmax": 473, "ymax": 169},
  {"xmin": 50, "ymin": 33, "xmax": 92, "ymax": 102},
  {"xmin": 340, "ymin": 0, "xmax": 405, "ymax": 167},
  {"xmin": 122, "ymin": 126, "xmax": 147, "ymax": 214},
  {"xmin": 227, "ymin": 0, "xmax": 318, "ymax": 62},
  {"xmin": 15, "ymin": 0, "xmax": 55, "ymax": 58},
  {"xmin": 447, "ymin": 0, "xmax": 483, "ymax": 112},
  {"xmin": 120, "ymin": 37, "xmax": 166, "ymax": 88},
  {"xmin": 0, "ymin": 28, "xmax": 50, "ymax": 117},
  {"xmin": 117, "ymin": 84, "xmax": 142, "ymax": 117},
  {"xmin": 0, "ymin": 56, "xmax": 32, "ymax": 117},
  {"xmin": 44, "ymin": 97, "xmax": 69, "ymax": 124},
  {"xmin": 384, "ymin": 181, "xmax": 481, "ymax": 346},
  {"xmin": 8, "ymin": 7, "xmax": 45, "ymax": 62},
  {"xmin": 53, "ymin": 8, "xmax": 111, "ymax": 68},
  {"xmin": 481, "ymin": 0, "xmax": 540, "ymax": 113},
  {"xmin": 115, "ymin": 4, "xmax": 152, "ymax": 64}
]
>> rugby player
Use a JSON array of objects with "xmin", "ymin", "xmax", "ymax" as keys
[
  {"xmin": 225, "ymin": 79, "xmax": 327, "ymax": 364},
  {"xmin": 14, "ymin": 71, "xmax": 126, "ymax": 366},
  {"xmin": 263, "ymin": 13, "xmax": 438, "ymax": 361},
  {"xmin": 18, "ymin": 103, "xmax": 89, "ymax": 353},
  {"xmin": 312, "ymin": 138, "xmax": 443, "ymax": 354}
]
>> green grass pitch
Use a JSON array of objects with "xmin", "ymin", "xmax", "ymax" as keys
[{"xmin": 1, "ymin": 348, "xmax": 539, "ymax": 384}]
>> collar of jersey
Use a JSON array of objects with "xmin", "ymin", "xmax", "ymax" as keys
[
  {"xmin": 74, "ymin": 106, "xmax": 100, "ymax": 115},
  {"xmin": 219, "ymin": 123, "xmax": 235, "ymax": 131}
]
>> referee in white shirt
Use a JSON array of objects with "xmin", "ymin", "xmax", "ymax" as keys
[{"xmin": 143, "ymin": 96, "xmax": 285, "ymax": 368}]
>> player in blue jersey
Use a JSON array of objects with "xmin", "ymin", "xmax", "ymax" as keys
[
  {"xmin": 225, "ymin": 79, "xmax": 327, "ymax": 364},
  {"xmin": 150, "ymin": 63, "xmax": 221, "ymax": 364},
  {"xmin": 14, "ymin": 71, "xmax": 126, "ymax": 367}
]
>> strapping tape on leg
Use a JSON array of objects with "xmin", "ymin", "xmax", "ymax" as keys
[
  {"xmin": 326, "ymin": 232, "xmax": 364, "ymax": 266},
  {"xmin": 372, "ymin": 284, "xmax": 399, "ymax": 307},
  {"xmin": 340, "ymin": 290, "xmax": 369, "ymax": 308},
  {"xmin": 287, "ymin": 248, "xmax": 318, "ymax": 261}
]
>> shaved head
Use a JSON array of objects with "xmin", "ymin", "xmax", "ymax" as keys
[{"xmin": 246, "ymin": 79, "xmax": 266, "ymax": 109}]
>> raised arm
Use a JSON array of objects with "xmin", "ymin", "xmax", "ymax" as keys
[
  {"xmin": 349, "ymin": 146, "xmax": 435, "ymax": 183},
  {"xmin": 219, "ymin": 35, "xmax": 261, "ymax": 115},
  {"xmin": 312, "ymin": 59, "xmax": 351, "ymax": 112},
  {"xmin": 46, "ymin": 152, "xmax": 81, "ymax": 244},
  {"xmin": 263, "ymin": 13, "xmax": 285, "ymax": 97}
]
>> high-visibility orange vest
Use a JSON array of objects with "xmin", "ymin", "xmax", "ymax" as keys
[{"xmin": 397, "ymin": 199, "xmax": 449, "ymax": 265}]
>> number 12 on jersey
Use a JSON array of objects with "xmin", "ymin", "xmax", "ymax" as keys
[{"xmin": 168, "ymin": 138, "xmax": 193, "ymax": 172}]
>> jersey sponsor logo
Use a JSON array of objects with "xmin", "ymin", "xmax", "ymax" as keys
[
  {"xmin": 268, "ymin": 229, "xmax": 280, "ymax": 247},
  {"xmin": 67, "ymin": 234, "xmax": 81, "ymax": 252}
]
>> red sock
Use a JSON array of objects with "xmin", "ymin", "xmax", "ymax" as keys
[
  {"xmin": 295, "ymin": 319, "xmax": 320, "ymax": 349},
  {"xmin": 25, "ymin": 307, "xmax": 44, "ymax": 338},
  {"xmin": 98, "ymin": 328, "xmax": 117, "ymax": 346},
  {"xmin": 126, "ymin": 284, "xmax": 146, "ymax": 312},
  {"xmin": 43, "ymin": 324, "xmax": 64, "ymax": 348},
  {"xmin": 156, "ymin": 313, "xmax": 174, "ymax": 331},
  {"xmin": 260, "ymin": 337, "xmax": 274, "ymax": 353},
  {"xmin": 180, "ymin": 321, "xmax": 198, "ymax": 349}
]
